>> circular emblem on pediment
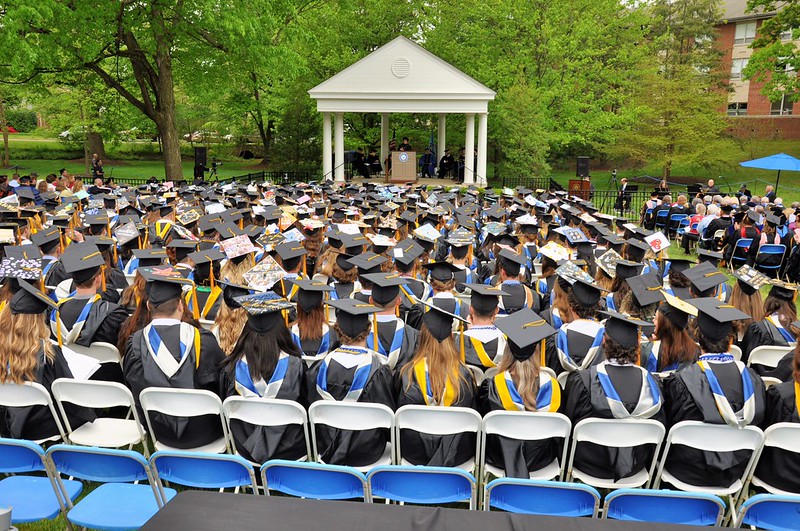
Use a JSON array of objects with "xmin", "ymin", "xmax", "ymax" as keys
[{"xmin": 391, "ymin": 58, "xmax": 411, "ymax": 78}]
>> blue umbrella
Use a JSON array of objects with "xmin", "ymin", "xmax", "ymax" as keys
[{"xmin": 739, "ymin": 153, "xmax": 800, "ymax": 194}]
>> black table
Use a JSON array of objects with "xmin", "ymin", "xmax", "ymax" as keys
[{"xmin": 142, "ymin": 491, "xmax": 715, "ymax": 531}]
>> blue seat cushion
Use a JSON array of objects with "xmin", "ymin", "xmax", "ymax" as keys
[
  {"xmin": 0, "ymin": 475, "xmax": 82, "ymax": 523},
  {"xmin": 67, "ymin": 483, "xmax": 170, "ymax": 531}
]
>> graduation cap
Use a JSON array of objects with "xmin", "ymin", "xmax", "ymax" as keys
[
  {"xmin": 539, "ymin": 241, "xmax": 570, "ymax": 263},
  {"xmin": 347, "ymin": 251, "xmax": 388, "ymax": 275},
  {"xmin": 733, "ymin": 265, "xmax": 770, "ymax": 296},
  {"xmin": 393, "ymin": 238, "xmax": 425, "ymax": 267},
  {"xmin": 626, "ymin": 273, "xmax": 665, "ymax": 306},
  {"xmin": 423, "ymin": 261, "xmax": 461, "ymax": 282},
  {"xmin": 769, "ymin": 279, "xmax": 798, "ymax": 302},
  {"xmin": 697, "ymin": 249, "xmax": 723, "ymax": 266},
  {"xmin": 572, "ymin": 278, "xmax": 603, "ymax": 307},
  {"xmin": 31, "ymin": 226, "xmax": 61, "ymax": 252},
  {"xmin": 15, "ymin": 187, "xmax": 36, "ymax": 204},
  {"xmin": 362, "ymin": 272, "xmax": 407, "ymax": 306},
  {"xmin": 132, "ymin": 248, "xmax": 168, "ymax": 268},
  {"xmin": 275, "ymin": 241, "xmax": 308, "ymax": 270},
  {"xmin": 11, "ymin": 279, "xmax": 58, "ymax": 315},
  {"xmin": 596, "ymin": 248, "xmax": 623, "ymax": 278},
  {"xmin": 0, "ymin": 257, "xmax": 41, "ymax": 280},
  {"xmin": 235, "ymin": 291, "xmax": 293, "ymax": 333},
  {"xmin": 494, "ymin": 307, "xmax": 557, "ymax": 361},
  {"xmin": 341, "ymin": 233, "xmax": 370, "ymax": 254},
  {"xmin": 167, "ymin": 239, "xmax": 199, "ymax": 262},
  {"xmin": 498, "ymin": 248, "xmax": 527, "ymax": 275},
  {"xmin": 692, "ymin": 297, "xmax": 750, "ymax": 343},
  {"xmin": 139, "ymin": 266, "xmax": 193, "ymax": 306},
  {"xmin": 84, "ymin": 214, "xmax": 110, "ymax": 232},
  {"xmin": 290, "ymin": 278, "xmax": 332, "ymax": 313},
  {"xmin": 625, "ymin": 238, "xmax": 650, "ymax": 261},
  {"xmin": 665, "ymin": 257, "xmax": 695, "ymax": 275},
  {"xmin": 217, "ymin": 280, "xmax": 258, "ymax": 309},
  {"xmin": 419, "ymin": 299, "xmax": 467, "ymax": 343},
  {"xmin": 5, "ymin": 245, "xmax": 42, "ymax": 261},
  {"xmin": 335, "ymin": 252, "xmax": 356, "ymax": 271},
  {"xmin": 326, "ymin": 298, "xmax": 379, "ymax": 338},
  {"xmin": 466, "ymin": 283, "xmax": 508, "ymax": 315},
  {"xmin": 683, "ymin": 262, "xmax": 727, "ymax": 295},
  {"xmin": 659, "ymin": 289, "xmax": 698, "ymax": 329},
  {"xmin": 600, "ymin": 310, "xmax": 651, "ymax": 349}
]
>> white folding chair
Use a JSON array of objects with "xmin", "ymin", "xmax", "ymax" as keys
[
  {"xmin": 762, "ymin": 376, "xmax": 782, "ymax": 389},
  {"xmin": 481, "ymin": 411, "xmax": 571, "ymax": 482},
  {"xmin": 0, "ymin": 381, "xmax": 66, "ymax": 444},
  {"xmin": 51, "ymin": 378, "xmax": 149, "ymax": 456},
  {"xmin": 394, "ymin": 405, "xmax": 482, "ymax": 472},
  {"xmin": 653, "ymin": 421, "xmax": 764, "ymax": 519},
  {"xmin": 749, "ymin": 423, "xmax": 800, "ymax": 495},
  {"xmin": 747, "ymin": 345, "xmax": 794, "ymax": 369},
  {"xmin": 223, "ymin": 396, "xmax": 312, "ymax": 463},
  {"xmin": 729, "ymin": 344, "xmax": 743, "ymax": 362},
  {"xmin": 566, "ymin": 418, "xmax": 665, "ymax": 489},
  {"xmin": 308, "ymin": 401, "xmax": 395, "ymax": 472},
  {"xmin": 139, "ymin": 388, "xmax": 230, "ymax": 454},
  {"xmin": 65, "ymin": 342, "xmax": 122, "ymax": 365}
]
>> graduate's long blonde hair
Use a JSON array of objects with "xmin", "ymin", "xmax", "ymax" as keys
[
  {"xmin": 0, "ymin": 307, "xmax": 53, "ymax": 384},
  {"xmin": 216, "ymin": 257, "xmax": 251, "ymax": 355},
  {"xmin": 496, "ymin": 347, "xmax": 542, "ymax": 411},
  {"xmin": 401, "ymin": 325, "xmax": 469, "ymax": 404}
]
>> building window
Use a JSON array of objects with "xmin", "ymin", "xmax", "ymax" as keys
[
  {"xmin": 734, "ymin": 21, "xmax": 757, "ymax": 45},
  {"xmin": 730, "ymin": 58, "xmax": 748, "ymax": 79},
  {"xmin": 780, "ymin": 28, "xmax": 794, "ymax": 41},
  {"xmin": 770, "ymin": 95, "xmax": 793, "ymax": 115},
  {"xmin": 728, "ymin": 103, "xmax": 748, "ymax": 116}
]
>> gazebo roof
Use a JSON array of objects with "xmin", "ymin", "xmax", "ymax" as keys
[{"xmin": 309, "ymin": 36, "xmax": 495, "ymax": 114}]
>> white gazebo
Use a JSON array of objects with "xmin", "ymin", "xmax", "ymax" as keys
[{"xmin": 308, "ymin": 36, "xmax": 496, "ymax": 186}]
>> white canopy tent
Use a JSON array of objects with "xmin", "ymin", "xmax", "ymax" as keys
[{"xmin": 308, "ymin": 36, "xmax": 496, "ymax": 186}]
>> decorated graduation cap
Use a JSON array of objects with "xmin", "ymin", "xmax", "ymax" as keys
[
  {"xmin": 596, "ymin": 248, "xmax": 623, "ymax": 278},
  {"xmin": 769, "ymin": 279, "xmax": 798, "ymax": 302},
  {"xmin": 626, "ymin": 273, "xmax": 665, "ymax": 306},
  {"xmin": 12, "ymin": 278, "xmax": 58, "ymax": 315},
  {"xmin": 0, "ymin": 256, "xmax": 41, "ymax": 281},
  {"xmin": 466, "ymin": 283, "xmax": 508, "ymax": 315},
  {"xmin": 494, "ymin": 307, "xmax": 557, "ymax": 361},
  {"xmin": 139, "ymin": 266, "xmax": 193, "ymax": 306},
  {"xmin": 327, "ymin": 298, "xmax": 379, "ymax": 338},
  {"xmin": 357, "ymin": 272, "xmax": 404, "ymax": 307},
  {"xmin": 290, "ymin": 278, "xmax": 332, "ymax": 313},
  {"xmin": 659, "ymin": 289, "xmax": 698, "ymax": 329},
  {"xmin": 683, "ymin": 261, "xmax": 727, "ymax": 296},
  {"xmin": 419, "ymin": 299, "xmax": 467, "ymax": 343},
  {"xmin": 422, "ymin": 261, "xmax": 461, "ymax": 282},
  {"xmin": 733, "ymin": 265, "xmax": 770, "ymax": 296},
  {"xmin": 132, "ymin": 248, "xmax": 168, "ymax": 268},
  {"xmin": 600, "ymin": 310, "xmax": 651, "ymax": 349},
  {"xmin": 235, "ymin": 291, "xmax": 293, "ymax": 333},
  {"xmin": 60, "ymin": 242, "xmax": 106, "ymax": 285},
  {"xmin": 393, "ymin": 238, "xmax": 425, "ymax": 267},
  {"xmin": 691, "ymin": 297, "xmax": 750, "ymax": 343}
]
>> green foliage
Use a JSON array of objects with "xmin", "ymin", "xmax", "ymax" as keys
[
  {"xmin": 5, "ymin": 109, "xmax": 37, "ymax": 132},
  {"xmin": 744, "ymin": 0, "xmax": 800, "ymax": 102}
]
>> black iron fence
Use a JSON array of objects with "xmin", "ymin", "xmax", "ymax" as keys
[{"xmin": 589, "ymin": 190, "xmax": 653, "ymax": 222}]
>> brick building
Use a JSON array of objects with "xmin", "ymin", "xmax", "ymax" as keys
[{"xmin": 719, "ymin": 0, "xmax": 800, "ymax": 138}]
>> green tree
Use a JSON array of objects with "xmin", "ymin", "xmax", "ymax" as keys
[
  {"xmin": 608, "ymin": 0, "xmax": 731, "ymax": 178},
  {"xmin": 743, "ymin": 0, "xmax": 800, "ymax": 104}
]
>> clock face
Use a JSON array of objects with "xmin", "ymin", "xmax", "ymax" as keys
[{"xmin": 399, "ymin": 153, "xmax": 409, "ymax": 163}]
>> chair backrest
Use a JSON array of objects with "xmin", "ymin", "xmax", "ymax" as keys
[
  {"xmin": 656, "ymin": 210, "xmax": 669, "ymax": 219},
  {"xmin": 729, "ymin": 344, "xmax": 743, "ymax": 362},
  {"xmin": 52, "ymin": 378, "xmax": 142, "ymax": 434},
  {"xmin": 603, "ymin": 488, "xmax": 724, "ymax": 526},
  {"xmin": 394, "ymin": 405, "xmax": 481, "ymax": 436},
  {"xmin": 65, "ymin": 342, "xmax": 121, "ymax": 364},
  {"xmin": 223, "ymin": 397, "xmax": 311, "ymax": 460},
  {"xmin": 485, "ymin": 478, "xmax": 600, "ymax": 517},
  {"xmin": 762, "ymin": 423, "xmax": 800, "ymax": 454},
  {"xmin": 0, "ymin": 438, "xmax": 47, "ymax": 473},
  {"xmin": 309, "ymin": 400, "xmax": 393, "ymax": 432},
  {"xmin": 0, "ymin": 381, "xmax": 66, "ymax": 442},
  {"xmin": 48, "ymin": 445, "xmax": 152, "ymax": 484},
  {"xmin": 759, "ymin": 244, "xmax": 786, "ymax": 255},
  {"xmin": 150, "ymin": 451, "xmax": 257, "ymax": 493},
  {"xmin": 139, "ymin": 387, "xmax": 228, "ymax": 451},
  {"xmin": 735, "ymin": 238, "xmax": 753, "ymax": 249},
  {"xmin": 737, "ymin": 493, "xmax": 800, "ymax": 530},
  {"xmin": 748, "ymin": 345, "xmax": 794, "ymax": 369},
  {"xmin": 368, "ymin": 465, "xmax": 476, "ymax": 508},
  {"xmin": 261, "ymin": 459, "xmax": 368, "ymax": 501},
  {"xmin": 761, "ymin": 376, "xmax": 782, "ymax": 389}
]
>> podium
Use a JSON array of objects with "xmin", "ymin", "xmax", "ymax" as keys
[
  {"xmin": 390, "ymin": 151, "xmax": 417, "ymax": 183},
  {"xmin": 568, "ymin": 179, "xmax": 591, "ymax": 200}
]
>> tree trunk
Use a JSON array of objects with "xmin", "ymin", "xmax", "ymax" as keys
[
  {"xmin": 152, "ymin": 6, "xmax": 183, "ymax": 182},
  {"xmin": 0, "ymin": 105, "xmax": 8, "ymax": 168},
  {"xmin": 86, "ymin": 132, "xmax": 107, "ymax": 160},
  {"xmin": 159, "ymin": 116, "xmax": 183, "ymax": 182}
]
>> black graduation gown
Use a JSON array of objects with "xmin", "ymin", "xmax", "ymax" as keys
[
  {"xmin": 44, "ymin": 260, "xmax": 70, "ymax": 288},
  {"xmin": 305, "ymin": 353, "xmax": 396, "ymax": 467},
  {"xmin": 740, "ymin": 319, "xmax": 793, "ymax": 367},
  {"xmin": 663, "ymin": 362, "xmax": 766, "ymax": 488},
  {"xmin": 564, "ymin": 367, "xmax": 666, "ymax": 480},
  {"xmin": 498, "ymin": 282, "xmax": 534, "ymax": 315},
  {"xmin": 221, "ymin": 356, "xmax": 308, "ymax": 463},
  {"xmin": 395, "ymin": 366, "xmax": 477, "ymax": 467},
  {"xmin": 405, "ymin": 296, "xmax": 470, "ymax": 331},
  {"xmin": 544, "ymin": 321, "xmax": 604, "ymax": 376},
  {"xmin": 123, "ymin": 324, "xmax": 226, "ymax": 449},
  {"xmin": 296, "ymin": 328, "xmax": 340, "ymax": 359},
  {"xmin": 397, "ymin": 277, "xmax": 430, "ymax": 321},
  {"xmin": 755, "ymin": 381, "xmax": 800, "ymax": 493},
  {"xmin": 192, "ymin": 287, "xmax": 223, "ymax": 321},
  {"xmin": 370, "ymin": 319, "xmax": 419, "ymax": 370},
  {"xmin": 2, "ymin": 347, "xmax": 95, "ymax": 441},
  {"xmin": 478, "ymin": 377, "xmax": 561, "ymax": 479},
  {"xmin": 458, "ymin": 330, "xmax": 505, "ymax": 370}
]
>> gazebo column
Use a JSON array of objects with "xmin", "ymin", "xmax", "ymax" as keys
[
  {"xmin": 438, "ymin": 114, "xmax": 446, "ymax": 162},
  {"xmin": 322, "ymin": 112, "xmax": 332, "ymax": 180},
  {"xmin": 476, "ymin": 113, "xmax": 488, "ymax": 188},
  {"xmin": 464, "ymin": 113, "xmax": 475, "ymax": 185},
  {"xmin": 380, "ymin": 113, "xmax": 389, "ymax": 174},
  {"xmin": 334, "ymin": 112, "xmax": 345, "ymax": 183}
]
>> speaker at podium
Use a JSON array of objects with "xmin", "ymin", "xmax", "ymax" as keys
[{"xmin": 390, "ymin": 151, "xmax": 417, "ymax": 183}]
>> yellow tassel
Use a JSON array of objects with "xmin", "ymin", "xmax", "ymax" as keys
[
  {"xmin": 540, "ymin": 339, "xmax": 546, "ymax": 368},
  {"xmin": 56, "ymin": 311, "xmax": 63, "ymax": 348},
  {"xmin": 302, "ymin": 256, "xmax": 307, "ymax": 276},
  {"xmin": 100, "ymin": 265, "xmax": 107, "ymax": 292},
  {"xmin": 372, "ymin": 314, "xmax": 379, "ymax": 351},
  {"xmin": 191, "ymin": 288, "xmax": 200, "ymax": 320}
]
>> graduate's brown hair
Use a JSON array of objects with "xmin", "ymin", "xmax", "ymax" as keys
[
  {"xmin": 652, "ymin": 309, "xmax": 699, "ymax": 370},
  {"xmin": 729, "ymin": 282, "xmax": 764, "ymax": 337}
]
